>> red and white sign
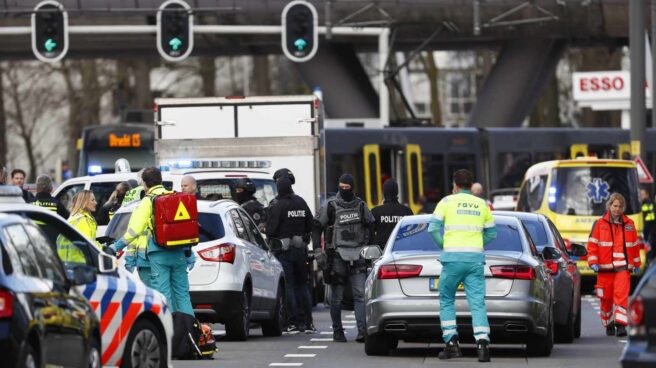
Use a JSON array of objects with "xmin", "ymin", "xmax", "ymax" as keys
[
  {"xmin": 573, "ymin": 71, "xmax": 652, "ymax": 110},
  {"xmin": 635, "ymin": 156, "xmax": 654, "ymax": 184}
]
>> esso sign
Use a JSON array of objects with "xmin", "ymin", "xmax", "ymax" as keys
[
  {"xmin": 579, "ymin": 75, "xmax": 624, "ymax": 92},
  {"xmin": 573, "ymin": 71, "xmax": 650, "ymax": 103}
]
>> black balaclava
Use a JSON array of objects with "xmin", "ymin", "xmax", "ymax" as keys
[
  {"xmin": 383, "ymin": 179, "xmax": 399, "ymax": 202},
  {"xmin": 277, "ymin": 177, "xmax": 293, "ymax": 197},
  {"xmin": 273, "ymin": 168, "xmax": 296, "ymax": 185},
  {"xmin": 338, "ymin": 173, "xmax": 355, "ymax": 202}
]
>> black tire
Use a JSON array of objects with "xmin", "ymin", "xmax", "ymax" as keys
[
  {"xmin": 555, "ymin": 296, "xmax": 575, "ymax": 343},
  {"xmin": 87, "ymin": 337, "xmax": 101, "ymax": 368},
  {"xmin": 527, "ymin": 312, "xmax": 554, "ymax": 357},
  {"xmin": 226, "ymin": 286, "xmax": 251, "ymax": 341},
  {"xmin": 18, "ymin": 342, "xmax": 38, "ymax": 368},
  {"xmin": 364, "ymin": 331, "xmax": 393, "ymax": 356},
  {"xmin": 262, "ymin": 284, "xmax": 284, "ymax": 337},
  {"xmin": 122, "ymin": 318, "xmax": 167, "ymax": 368},
  {"xmin": 574, "ymin": 298, "xmax": 582, "ymax": 338}
]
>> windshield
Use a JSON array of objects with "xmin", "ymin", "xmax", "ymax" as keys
[
  {"xmin": 392, "ymin": 222, "xmax": 524, "ymax": 253},
  {"xmin": 549, "ymin": 166, "xmax": 640, "ymax": 216},
  {"xmin": 196, "ymin": 179, "xmax": 277, "ymax": 206},
  {"xmin": 106, "ymin": 211, "xmax": 225, "ymax": 243}
]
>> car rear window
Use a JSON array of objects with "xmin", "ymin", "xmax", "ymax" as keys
[
  {"xmin": 106, "ymin": 212, "xmax": 225, "ymax": 243},
  {"xmin": 520, "ymin": 219, "xmax": 549, "ymax": 247},
  {"xmin": 392, "ymin": 222, "xmax": 523, "ymax": 253}
]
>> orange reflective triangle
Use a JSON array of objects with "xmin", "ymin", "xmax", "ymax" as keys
[{"xmin": 174, "ymin": 201, "xmax": 191, "ymax": 221}]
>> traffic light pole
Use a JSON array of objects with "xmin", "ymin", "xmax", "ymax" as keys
[{"xmin": 630, "ymin": 0, "xmax": 646, "ymax": 159}]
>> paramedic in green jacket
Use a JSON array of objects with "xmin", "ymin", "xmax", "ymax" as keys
[
  {"xmin": 113, "ymin": 167, "xmax": 195, "ymax": 316},
  {"xmin": 428, "ymin": 169, "xmax": 497, "ymax": 363}
]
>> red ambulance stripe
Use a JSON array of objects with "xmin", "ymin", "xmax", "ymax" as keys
[
  {"xmin": 101, "ymin": 302, "xmax": 120, "ymax": 334},
  {"xmin": 102, "ymin": 303, "xmax": 143, "ymax": 365}
]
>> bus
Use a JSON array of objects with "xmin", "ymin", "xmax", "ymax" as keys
[
  {"xmin": 77, "ymin": 124, "xmax": 155, "ymax": 176},
  {"xmin": 516, "ymin": 158, "xmax": 646, "ymax": 280}
]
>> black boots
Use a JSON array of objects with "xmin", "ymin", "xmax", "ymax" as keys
[
  {"xmin": 606, "ymin": 322, "xmax": 616, "ymax": 336},
  {"xmin": 477, "ymin": 339, "xmax": 491, "ymax": 362},
  {"xmin": 333, "ymin": 328, "xmax": 347, "ymax": 342},
  {"xmin": 616, "ymin": 324, "xmax": 627, "ymax": 337},
  {"xmin": 356, "ymin": 329, "xmax": 366, "ymax": 343},
  {"xmin": 438, "ymin": 336, "xmax": 462, "ymax": 360}
]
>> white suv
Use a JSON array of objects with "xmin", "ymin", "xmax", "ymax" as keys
[{"xmin": 107, "ymin": 199, "xmax": 286, "ymax": 341}]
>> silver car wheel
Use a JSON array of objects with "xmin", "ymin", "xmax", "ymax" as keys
[
  {"xmin": 130, "ymin": 329, "xmax": 161, "ymax": 368},
  {"xmin": 88, "ymin": 344, "xmax": 101, "ymax": 368},
  {"xmin": 24, "ymin": 353, "xmax": 36, "ymax": 368}
]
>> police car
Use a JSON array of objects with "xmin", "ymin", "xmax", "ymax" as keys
[{"xmin": 0, "ymin": 186, "xmax": 173, "ymax": 368}]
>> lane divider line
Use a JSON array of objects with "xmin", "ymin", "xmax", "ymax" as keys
[
  {"xmin": 311, "ymin": 338, "xmax": 334, "ymax": 342},
  {"xmin": 269, "ymin": 364, "xmax": 303, "ymax": 367},
  {"xmin": 284, "ymin": 354, "xmax": 317, "ymax": 358},
  {"xmin": 298, "ymin": 346, "xmax": 327, "ymax": 349}
]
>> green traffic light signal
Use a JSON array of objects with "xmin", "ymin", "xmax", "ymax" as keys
[
  {"xmin": 44, "ymin": 38, "xmax": 57, "ymax": 52},
  {"xmin": 169, "ymin": 37, "xmax": 183, "ymax": 51},
  {"xmin": 294, "ymin": 38, "xmax": 307, "ymax": 51}
]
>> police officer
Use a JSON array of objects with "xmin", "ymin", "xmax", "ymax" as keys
[
  {"xmin": 98, "ymin": 182, "xmax": 130, "ymax": 225},
  {"xmin": 30, "ymin": 175, "xmax": 69, "ymax": 219},
  {"xmin": 11, "ymin": 169, "xmax": 34, "ymax": 202},
  {"xmin": 266, "ymin": 176, "xmax": 315, "ymax": 333},
  {"xmin": 236, "ymin": 178, "xmax": 267, "ymax": 231},
  {"xmin": 273, "ymin": 168, "xmax": 295, "ymax": 185},
  {"xmin": 315, "ymin": 174, "xmax": 374, "ymax": 343},
  {"xmin": 370, "ymin": 179, "xmax": 413, "ymax": 249},
  {"xmin": 640, "ymin": 188, "xmax": 655, "ymax": 260},
  {"xmin": 428, "ymin": 169, "xmax": 496, "ymax": 362}
]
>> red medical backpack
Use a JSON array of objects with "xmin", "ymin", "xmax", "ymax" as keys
[{"xmin": 151, "ymin": 192, "xmax": 199, "ymax": 248}]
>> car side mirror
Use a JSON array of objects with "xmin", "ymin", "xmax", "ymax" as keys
[
  {"xmin": 541, "ymin": 246, "xmax": 561, "ymax": 260},
  {"xmin": 69, "ymin": 264, "xmax": 97, "ymax": 286},
  {"xmin": 98, "ymin": 252, "xmax": 118, "ymax": 273},
  {"xmin": 568, "ymin": 243, "xmax": 588, "ymax": 257},
  {"xmin": 361, "ymin": 245, "xmax": 383, "ymax": 261}
]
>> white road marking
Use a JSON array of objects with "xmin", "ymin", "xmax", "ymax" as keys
[
  {"xmin": 311, "ymin": 338, "xmax": 334, "ymax": 342},
  {"xmin": 212, "ymin": 330, "xmax": 226, "ymax": 335},
  {"xmin": 619, "ymin": 340, "xmax": 627, "ymax": 343},
  {"xmin": 285, "ymin": 354, "xmax": 317, "ymax": 358},
  {"xmin": 320, "ymin": 331, "xmax": 333, "ymax": 335},
  {"xmin": 269, "ymin": 364, "xmax": 303, "ymax": 367},
  {"xmin": 345, "ymin": 315, "xmax": 356, "ymax": 319},
  {"xmin": 298, "ymin": 346, "xmax": 328, "ymax": 349}
]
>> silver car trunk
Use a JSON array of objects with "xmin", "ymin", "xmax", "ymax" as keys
[
  {"xmin": 188, "ymin": 240, "xmax": 223, "ymax": 286},
  {"xmin": 393, "ymin": 251, "xmax": 520, "ymax": 297}
]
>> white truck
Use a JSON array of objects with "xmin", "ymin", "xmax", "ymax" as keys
[{"xmin": 154, "ymin": 95, "xmax": 326, "ymax": 303}]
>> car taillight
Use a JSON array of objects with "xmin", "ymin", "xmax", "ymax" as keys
[
  {"xmin": 377, "ymin": 264, "xmax": 423, "ymax": 279},
  {"xmin": 0, "ymin": 290, "xmax": 13, "ymax": 318},
  {"xmin": 490, "ymin": 265, "xmax": 535, "ymax": 280},
  {"xmin": 198, "ymin": 243, "xmax": 236, "ymax": 263},
  {"xmin": 543, "ymin": 260, "xmax": 559, "ymax": 276},
  {"xmin": 629, "ymin": 296, "xmax": 644, "ymax": 327}
]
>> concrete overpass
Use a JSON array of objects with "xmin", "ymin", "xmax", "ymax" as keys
[{"xmin": 0, "ymin": 1, "xmax": 637, "ymax": 125}]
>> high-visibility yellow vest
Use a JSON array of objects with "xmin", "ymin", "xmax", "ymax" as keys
[
  {"xmin": 122, "ymin": 186, "xmax": 144, "ymax": 205},
  {"xmin": 57, "ymin": 211, "xmax": 99, "ymax": 263},
  {"xmin": 433, "ymin": 192, "xmax": 495, "ymax": 252},
  {"xmin": 642, "ymin": 203, "xmax": 655, "ymax": 222},
  {"xmin": 124, "ymin": 185, "xmax": 171, "ymax": 263}
]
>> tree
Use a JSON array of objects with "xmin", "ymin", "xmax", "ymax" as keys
[
  {"xmin": 3, "ymin": 62, "xmax": 63, "ymax": 181},
  {"xmin": 420, "ymin": 51, "xmax": 442, "ymax": 126}
]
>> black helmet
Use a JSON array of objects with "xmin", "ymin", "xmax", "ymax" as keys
[
  {"xmin": 236, "ymin": 178, "xmax": 256, "ymax": 195},
  {"xmin": 273, "ymin": 168, "xmax": 295, "ymax": 185}
]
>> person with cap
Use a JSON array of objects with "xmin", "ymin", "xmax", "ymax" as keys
[
  {"xmin": 428, "ymin": 169, "xmax": 496, "ymax": 362},
  {"xmin": 235, "ymin": 178, "xmax": 267, "ymax": 231},
  {"xmin": 181, "ymin": 175, "xmax": 199, "ymax": 198},
  {"xmin": 29, "ymin": 175, "xmax": 69, "ymax": 219},
  {"xmin": 370, "ymin": 179, "xmax": 413, "ymax": 249},
  {"xmin": 315, "ymin": 173, "xmax": 374, "ymax": 343},
  {"xmin": 266, "ymin": 176, "xmax": 315, "ymax": 334}
]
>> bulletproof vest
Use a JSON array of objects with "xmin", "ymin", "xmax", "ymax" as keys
[
  {"xmin": 242, "ymin": 199, "xmax": 265, "ymax": 224},
  {"xmin": 331, "ymin": 199, "xmax": 367, "ymax": 248}
]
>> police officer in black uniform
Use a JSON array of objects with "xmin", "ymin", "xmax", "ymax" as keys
[
  {"xmin": 235, "ymin": 178, "xmax": 267, "ymax": 231},
  {"xmin": 267, "ymin": 177, "xmax": 315, "ymax": 334},
  {"xmin": 371, "ymin": 179, "xmax": 413, "ymax": 249},
  {"xmin": 29, "ymin": 175, "xmax": 69, "ymax": 218},
  {"xmin": 315, "ymin": 173, "xmax": 374, "ymax": 343}
]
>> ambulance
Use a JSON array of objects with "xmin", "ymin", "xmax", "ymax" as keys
[{"xmin": 516, "ymin": 158, "xmax": 646, "ymax": 280}]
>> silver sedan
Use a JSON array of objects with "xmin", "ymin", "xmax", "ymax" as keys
[{"xmin": 364, "ymin": 214, "xmax": 554, "ymax": 357}]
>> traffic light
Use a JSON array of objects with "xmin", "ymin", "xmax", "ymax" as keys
[
  {"xmin": 282, "ymin": 1, "xmax": 318, "ymax": 63},
  {"xmin": 157, "ymin": 0, "xmax": 194, "ymax": 62},
  {"xmin": 31, "ymin": 1, "xmax": 68, "ymax": 63}
]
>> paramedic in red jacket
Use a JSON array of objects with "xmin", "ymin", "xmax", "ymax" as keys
[{"xmin": 587, "ymin": 193, "xmax": 641, "ymax": 337}]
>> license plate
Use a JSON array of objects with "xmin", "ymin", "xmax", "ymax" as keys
[{"xmin": 429, "ymin": 278, "xmax": 464, "ymax": 291}]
